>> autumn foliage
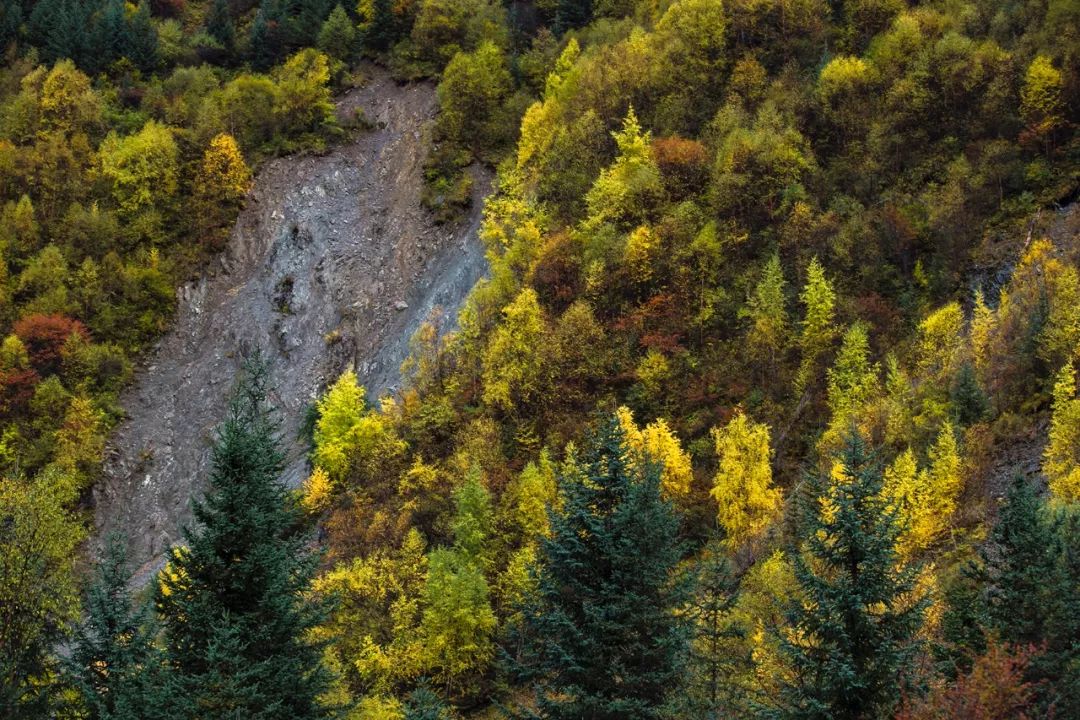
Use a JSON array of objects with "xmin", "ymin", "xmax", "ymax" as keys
[
  {"xmin": 896, "ymin": 641, "xmax": 1040, "ymax": 720},
  {"xmin": 13, "ymin": 314, "xmax": 89, "ymax": 375}
]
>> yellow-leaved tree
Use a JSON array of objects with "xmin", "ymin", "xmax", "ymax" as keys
[
  {"xmin": 882, "ymin": 422, "xmax": 963, "ymax": 557},
  {"xmin": 195, "ymin": 133, "xmax": 251, "ymax": 242},
  {"xmin": 584, "ymin": 106, "xmax": 663, "ymax": 230},
  {"xmin": 616, "ymin": 406, "xmax": 694, "ymax": 499},
  {"xmin": 481, "ymin": 287, "xmax": 545, "ymax": 413},
  {"xmin": 1020, "ymin": 55, "xmax": 1065, "ymax": 151},
  {"xmin": 796, "ymin": 256, "xmax": 837, "ymax": 393},
  {"xmin": 98, "ymin": 120, "xmax": 179, "ymax": 217},
  {"xmin": 821, "ymin": 322, "xmax": 880, "ymax": 453},
  {"xmin": 1045, "ymin": 361, "xmax": 1080, "ymax": 502},
  {"xmin": 710, "ymin": 410, "xmax": 782, "ymax": 551},
  {"xmin": 197, "ymin": 133, "xmax": 251, "ymax": 205},
  {"xmin": 313, "ymin": 369, "xmax": 407, "ymax": 485}
]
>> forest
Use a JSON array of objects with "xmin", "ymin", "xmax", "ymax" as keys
[{"xmin": 1, "ymin": 0, "xmax": 1079, "ymax": 718}]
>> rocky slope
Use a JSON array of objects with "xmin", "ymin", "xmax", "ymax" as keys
[{"xmin": 93, "ymin": 67, "xmax": 491, "ymax": 578}]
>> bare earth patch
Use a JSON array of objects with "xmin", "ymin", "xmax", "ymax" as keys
[{"xmin": 93, "ymin": 66, "xmax": 491, "ymax": 580}]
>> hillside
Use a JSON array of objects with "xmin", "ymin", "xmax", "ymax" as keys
[
  {"xmin": 94, "ymin": 65, "xmax": 491, "ymax": 579},
  {"xmin": 2, "ymin": 1, "xmax": 1079, "ymax": 719}
]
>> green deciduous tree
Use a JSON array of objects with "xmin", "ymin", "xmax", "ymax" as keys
[
  {"xmin": 0, "ymin": 469, "xmax": 83, "ymax": 718},
  {"xmin": 98, "ymin": 121, "xmax": 179, "ymax": 218},
  {"xmin": 744, "ymin": 253, "xmax": 789, "ymax": 371},
  {"xmin": 313, "ymin": 369, "xmax": 406, "ymax": 484},
  {"xmin": 435, "ymin": 41, "xmax": 514, "ymax": 161},
  {"xmin": 822, "ymin": 323, "xmax": 880, "ymax": 452},
  {"xmin": 416, "ymin": 473, "xmax": 495, "ymax": 697},
  {"xmin": 318, "ymin": 4, "xmax": 357, "ymax": 61}
]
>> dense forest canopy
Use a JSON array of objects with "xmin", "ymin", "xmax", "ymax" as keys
[{"xmin": 1, "ymin": 0, "xmax": 1079, "ymax": 718}]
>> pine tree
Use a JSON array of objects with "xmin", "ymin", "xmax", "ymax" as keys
[
  {"xmin": 510, "ymin": 416, "xmax": 689, "ymax": 720},
  {"xmin": 206, "ymin": 0, "xmax": 236, "ymax": 55},
  {"xmin": 403, "ymin": 681, "xmax": 453, "ymax": 720},
  {"xmin": 67, "ymin": 533, "xmax": 170, "ymax": 720},
  {"xmin": 92, "ymin": 0, "xmax": 131, "ymax": 72},
  {"xmin": 744, "ymin": 252, "xmax": 789, "ymax": 370},
  {"xmin": 127, "ymin": 2, "xmax": 159, "ymax": 73},
  {"xmin": 977, "ymin": 476, "xmax": 1080, "ymax": 715},
  {"xmin": 770, "ymin": 433, "xmax": 927, "ymax": 720},
  {"xmin": 554, "ymin": 0, "xmax": 592, "ymax": 34},
  {"xmin": 796, "ymin": 257, "xmax": 838, "ymax": 393},
  {"xmin": 155, "ymin": 355, "xmax": 335, "ymax": 719},
  {"xmin": 366, "ymin": 0, "xmax": 398, "ymax": 53},
  {"xmin": 679, "ymin": 548, "xmax": 751, "ymax": 720},
  {"xmin": 317, "ymin": 4, "xmax": 356, "ymax": 61},
  {"xmin": 950, "ymin": 362, "xmax": 989, "ymax": 427},
  {"xmin": 981, "ymin": 474, "xmax": 1053, "ymax": 647},
  {"xmin": 249, "ymin": 6, "xmax": 277, "ymax": 71}
]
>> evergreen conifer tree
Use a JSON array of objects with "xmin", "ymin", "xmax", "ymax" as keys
[
  {"xmin": 249, "ymin": 6, "xmax": 277, "ymax": 71},
  {"xmin": 67, "ymin": 533, "xmax": 170, "ymax": 720},
  {"xmin": 155, "ymin": 355, "xmax": 335, "ymax": 720},
  {"xmin": 126, "ymin": 2, "xmax": 159, "ymax": 72},
  {"xmin": 554, "ymin": 0, "xmax": 592, "ymax": 34},
  {"xmin": 28, "ymin": 0, "xmax": 89, "ymax": 65},
  {"xmin": 950, "ymin": 362, "xmax": 989, "ymax": 427},
  {"xmin": 366, "ymin": 0, "xmax": 398, "ymax": 52},
  {"xmin": 680, "ymin": 548, "xmax": 751, "ymax": 720},
  {"xmin": 403, "ymin": 681, "xmax": 454, "ymax": 720},
  {"xmin": 205, "ymin": 0, "xmax": 236, "ymax": 55},
  {"xmin": 510, "ymin": 416, "xmax": 689, "ymax": 720},
  {"xmin": 317, "ymin": 4, "xmax": 356, "ymax": 61},
  {"xmin": 770, "ymin": 433, "xmax": 926, "ymax": 720},
  {"xmin": 93, "ymin": 0, "xmax": 131, "ymax": 69},
  {"xmin": 981, "ymin": 475, "xmax": 1053, "ymax": 646},
  {"xmin": 978, "ymin": 475, "xmax": 1080, "ymax": 715}
]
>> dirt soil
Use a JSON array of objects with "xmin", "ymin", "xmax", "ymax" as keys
[{"xmin": 93, "ymin": 66, "xmax": 491, "ymax": 580}]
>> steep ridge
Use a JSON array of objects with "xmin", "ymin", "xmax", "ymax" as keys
[{"xmin": 93, "ymin": 66, "xmax": 491, "ymax": 578}]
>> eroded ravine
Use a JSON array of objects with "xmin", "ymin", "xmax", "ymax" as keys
[{"xmin": 93, "ymin": 67, "xmax": 491, "ymax": 579}]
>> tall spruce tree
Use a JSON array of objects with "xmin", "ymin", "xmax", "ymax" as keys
[
  {"xmin": 366, "ymin": 0, "xmax": 398, "ymax": 52},
  {"xmin": 249, "ymin": 6, "xmax": 277, "ymax": 71},
  {"xmin": 980, "ymin": 475, "xmax": 1080, "ymax": 715},
  {"xmin": 126, "ymin": 2, "xmax": 158, "ymax": 72},
  {"xmin": 67, "ymin": 533, "xmax": 170, "ymax": 720},
  {"xmin": 680, "ymin": 548, "xmax": 751, "ymax": 720},
  {"xmin": 403, "ymin": 681, "xmax": 453, "ymax": 720},
  {"xmin": 982, "ymin": 474, "xmax": 1054, "ymax": 646},
  {"xmin": 554, "ymin": 0, "xmax": 592, "ymax": 34},
  {"xmin": 769, "ymin": 433, "xmax": 926, "ymax": 720},
  {"xmin": 510, "ymin": 417, "xmax": 689, "ymax": 720},
  {"xmin": 155, "ymin": 355, "xmax": 335, "ymax": 719},
  {"xmin": 205, "ymin": 0, "xmax": 236, "ymax": 55}
]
